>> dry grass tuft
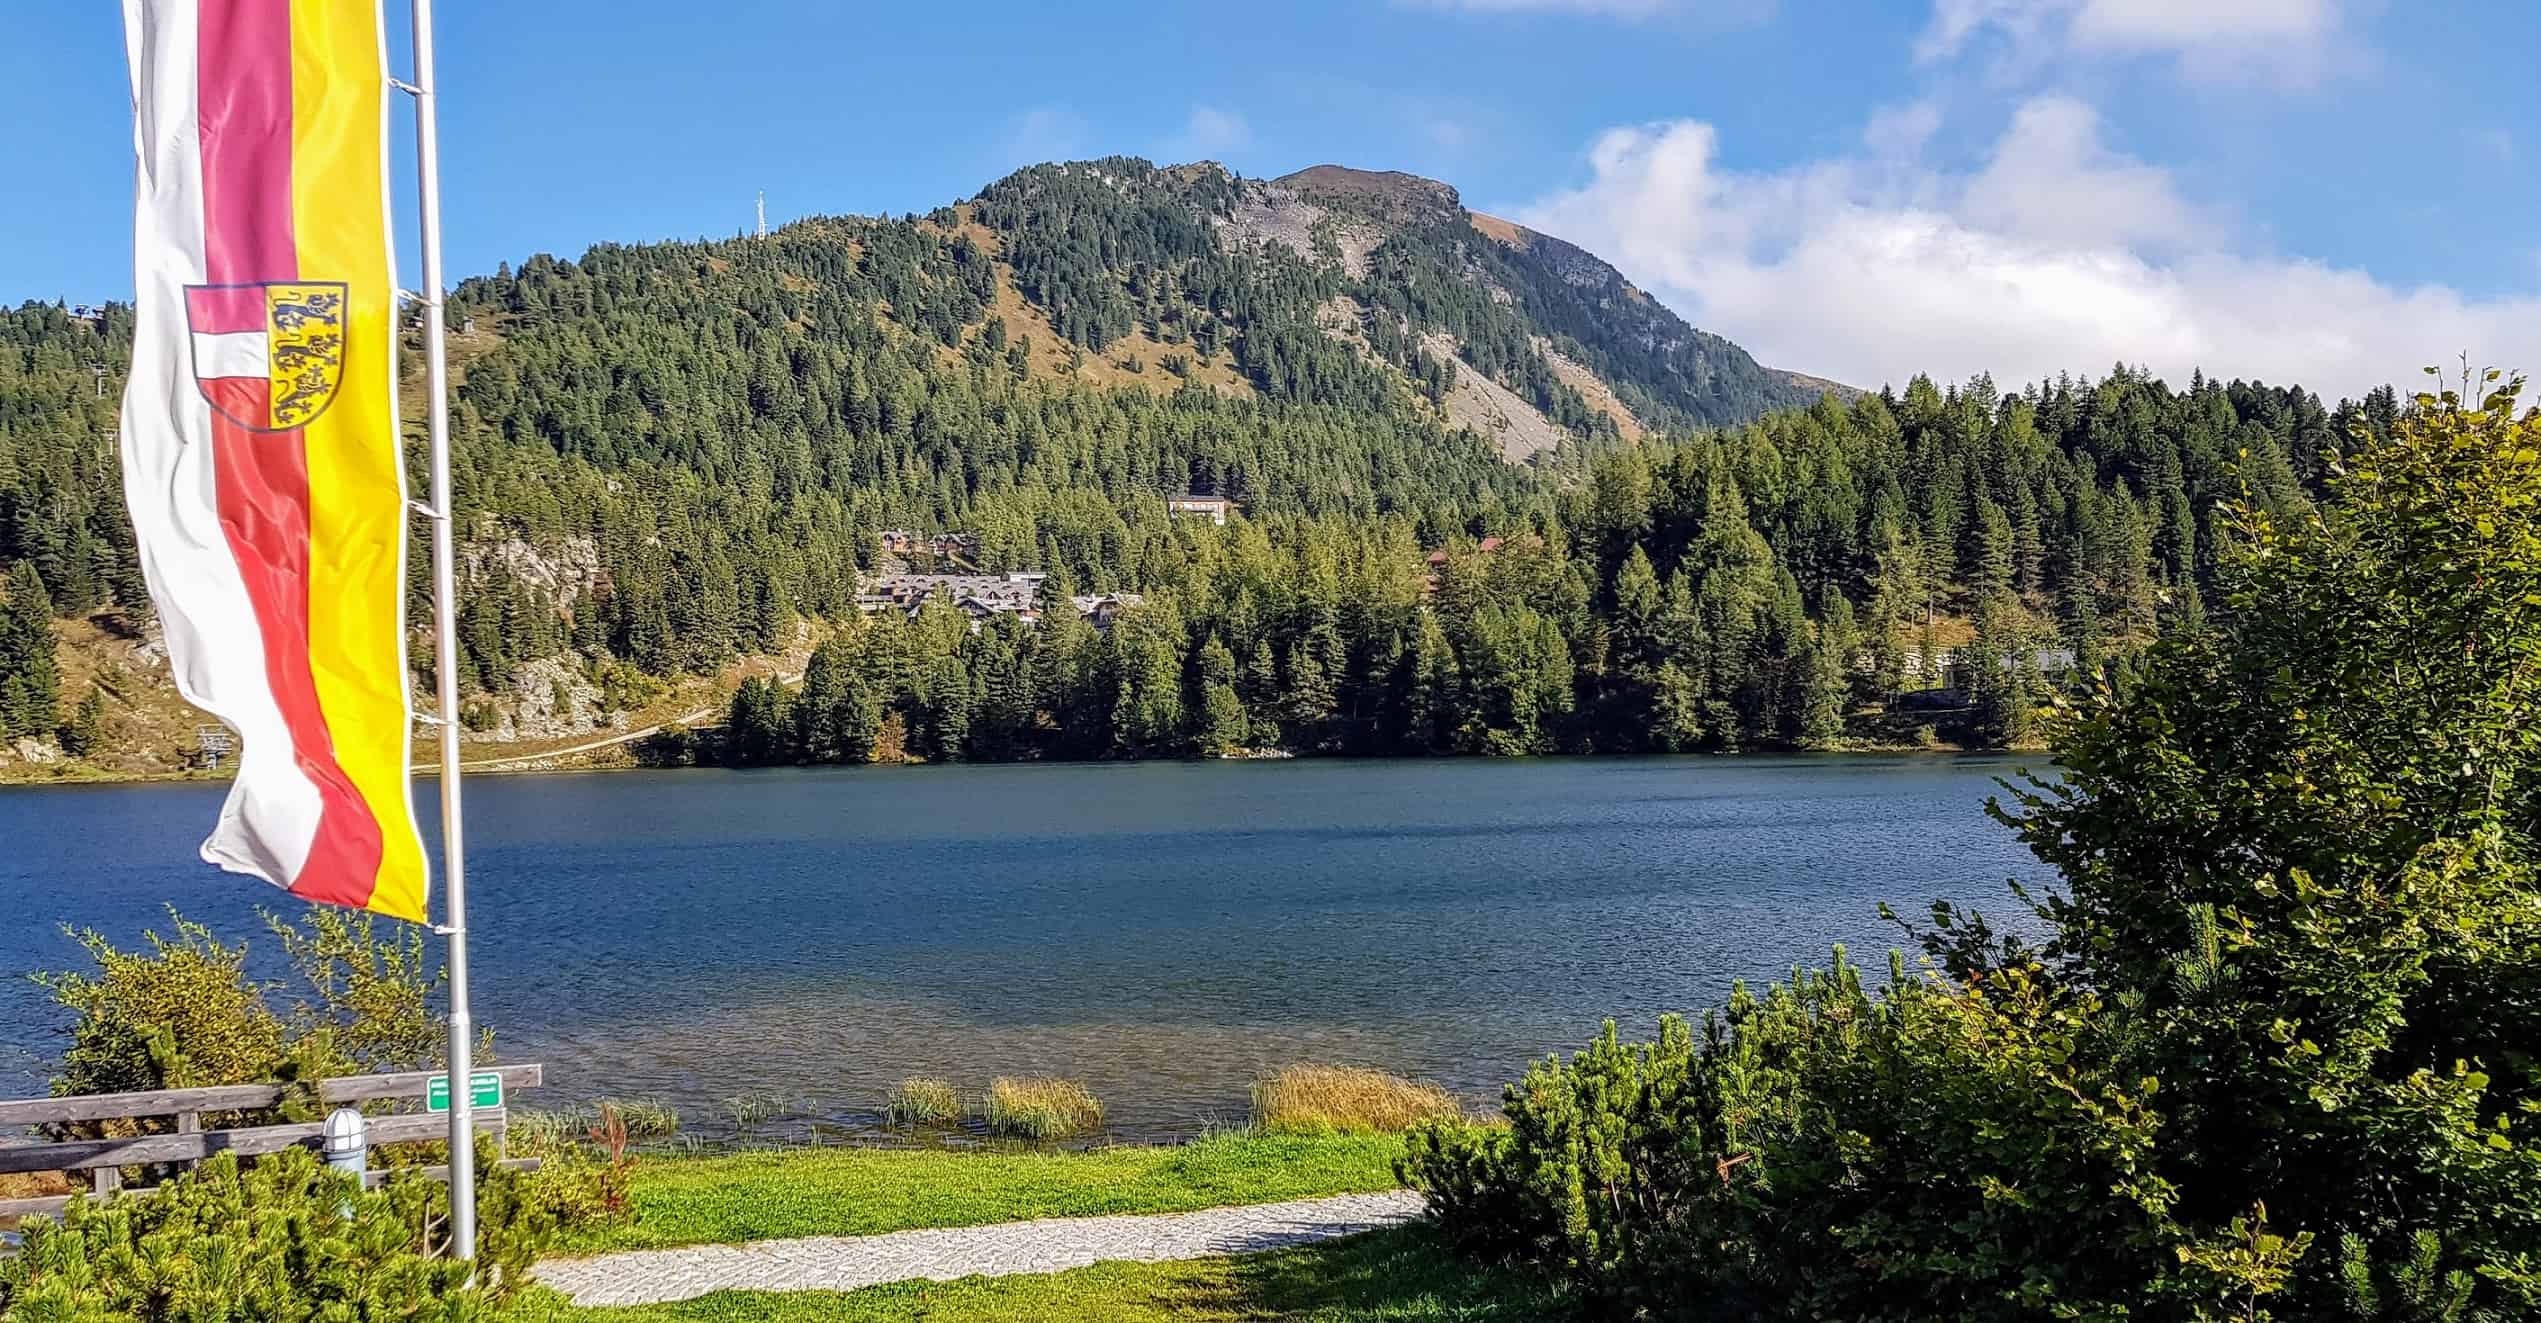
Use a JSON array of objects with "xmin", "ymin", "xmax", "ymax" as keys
[
  {"xmin": 1252, "ymin": 1064, "xmax": 1460, "ymax": 1136},
  {"xmin": 0, "ymin": 1170, "xmax": 76, "ymax": 1204},
  {"xmin": 982, "ymin": 1077, "xmax": 1104, "ymax": 1140},
  {"xmin": 886, "ymin": 1077, "xmax": 962, "ymax": 1128}
]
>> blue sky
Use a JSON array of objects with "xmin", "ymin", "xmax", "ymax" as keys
[{"xmin": 3, "ymin": 0, "xmax": 2533, "ymax": 397}]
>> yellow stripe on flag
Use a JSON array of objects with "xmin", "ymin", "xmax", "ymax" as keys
[{"xmin": 292, "ymin": 0, "xmax": 427, "ymax": 922}]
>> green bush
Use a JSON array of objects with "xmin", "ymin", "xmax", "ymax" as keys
[
  {"xmin": 1408, "ymin": 380, "xmax": 2541, "ymax": 1320},
  {"xmin": 34, "ymin": 914, "xmax": 287, "ymax": 1106},
  {"xmin": 35, "ymin": 908, "xmax": 443, "ymax": 1126},
  {"xmin": 0, "ymin": 1147, "xmax": 553, "ymax": 1320},
  {"xmin": 28, "ymin": 909, "xmax": 628, "ymax": 1241}
]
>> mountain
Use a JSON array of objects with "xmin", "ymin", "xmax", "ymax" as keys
[
  {"xmin": 2, "ymin": 156, "xmax": 2363, "ymax": 775},
  {"xmin": 1194, "ymin": 161, "xmax": 1826, "ymax": 454}
]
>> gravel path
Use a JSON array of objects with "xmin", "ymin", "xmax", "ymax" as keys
[{"xmin": 533, "ymin": 1189, "xmax": 1427, "ymax": 1307}]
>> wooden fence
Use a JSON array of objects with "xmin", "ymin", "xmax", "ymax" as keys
[{"xmin": 0, "ymin": 1063, "xmax": 544, "ymax": 1222}]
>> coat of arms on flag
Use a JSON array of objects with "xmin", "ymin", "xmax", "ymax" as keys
[{"xmin": 183, "ymin": 281, "xmax": 349, "ymax": 432}]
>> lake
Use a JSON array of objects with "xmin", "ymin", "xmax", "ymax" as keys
[{"xmin": 0, "ymin": 756, "xmax": 2046, "ymax": 1142}]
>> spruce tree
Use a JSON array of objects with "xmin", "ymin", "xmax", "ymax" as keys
[{"xmin": 0, "ymin": 562, "xmax": 61, "ymax": 740}]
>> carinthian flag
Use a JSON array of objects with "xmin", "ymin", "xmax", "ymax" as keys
[{"xmin": 121, "ymin": 0, "xmax": 428, "ymax": 922}]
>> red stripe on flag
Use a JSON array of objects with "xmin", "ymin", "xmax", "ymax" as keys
[
  {"xmin": 185, "ymin": 284, "xmax": 272, "ymax": 335},
  {"xmin": 196, "ymin": 0, "xmax": 387, "ymax": 909},
  {"xmin": 206, "ymin": 381, "xmax": 386, "ymax": 907},
  {"xmin": 197, "ymin": 0, "xmax": 296, "ymax": 283},
  {"xmin": 186, "ymin": 284, "xmax": 274, "ymax": 334}
]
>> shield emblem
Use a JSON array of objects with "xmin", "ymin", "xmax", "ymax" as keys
[{"xmin": 184, "ymin": 281, "xmax": 349, "ymax": 432}]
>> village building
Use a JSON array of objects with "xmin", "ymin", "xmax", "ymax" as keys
[
  {"xmin": 1069, "ymin": 592, "xmax": 1144, "ymax": 629},
  {"xmin": 1166, "ymin": 493, "xmax": 1236, "ymax": 525},
  {"xmin": 861, "ymin": 572, "xmax": 1046, "ymax": 614},
  {"xmin": 857, "ymin": 573, "xmax": 1144, "ymax": 633},
  {"xmin": 1422, "ymin": 535, "xmax": 1509, "ymax": 594},
  {"xmin": 877, "ymin": 530, "xmax": 981, "ymax": 559},
  {"xmin": 1873, "ymin": 645, "xmax": 2083, "ymax": 705},
  {"xmin": 1424, "ymin": 535, "xmax": 1505, "ymax": 571}
]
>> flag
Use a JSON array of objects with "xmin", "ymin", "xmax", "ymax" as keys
[{"xmin": 121, "ymin": 0, "xmax": 428, "ymax": 923}]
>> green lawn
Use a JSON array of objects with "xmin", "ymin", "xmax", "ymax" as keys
[
  {"xmin": 553, "ymin": 1134, "xmax": 1412, "ymax": 1255},
  {"xmin": 513, "ymin": 1224, "xmax": 1564, "ymax": 1322}
]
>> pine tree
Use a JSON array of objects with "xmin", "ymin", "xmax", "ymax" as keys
[
  {"xmin": 1194, "ymin": 636, "xmax": 1246, "ymax": 754},
  {"xmin": 794, "ymin": 642, "xmax": 848, "ymax": 761},
  {"xmin": 1800, "ymin": 596, "xmax": 1855, "ymax": 749},
  {"xmin": 1240, "ymin": 640, "xmax": 1282, "ymax": 747},
  {"xmin": 60, "ymin": 686, "xmax": 107, "ymax": 757},
  {"xmin": 1650, "ymin": 660, "xmax": 1703, "ymax": 752},
  {"xmin": 1402, "ymin": 610, "xmax": 1458, "ymax": 754},
  {"xmin": 0, "ymin": 562, "xmax": 62, "ymax": 740},
  {"xmin": 1965, "ymin": 594, "xmax": 2031, "ymax": 749},
  {"xmin": 837, "ymin": 674, "xmax": 884, "ymax": 763}
]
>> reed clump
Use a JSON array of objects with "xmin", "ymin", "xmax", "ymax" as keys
[
  {"xmin": 723, "ymin": 1091, "xmax": 787, "ymax": 1133},
  {"xmin": 1252, "ymin": 1064, "xmax": 1460, "ymax": 1136},
  {"xmin": 507, "ymin": 1107, "xmax": 585, "ymax": 1157},
  {"xmin": 886, "ymin": 1076, "xmax": 962, "ymax": 1128},
  {"xmin": 611, "ymin": 1098, "xmax": 682, "ymax": 1140},
  {"xmin": 982, "ymin": 1077, "xmax": 1104, "ymax": 1140}
]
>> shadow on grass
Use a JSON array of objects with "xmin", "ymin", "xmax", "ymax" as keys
[
  {"xmin": 1210, "ymin": 1223, "xmax": 1573, "ymax": 1321},
  {"xmin": 522, "ymin": 1224, "xmax": 1571, "ymax": 1322}
]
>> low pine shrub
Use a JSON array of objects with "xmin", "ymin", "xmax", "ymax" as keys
[
  {"xmin": 1252, "ymin": 1064, "xmax": 1459, "ymax": 1136},
  {"xmin": 983, "ymin": 1077, "xmax": 1103, "ymax": 1140},
  {"xmin": 0, "ymin": 1147, "xmax": 553, "ymax": 1319}
]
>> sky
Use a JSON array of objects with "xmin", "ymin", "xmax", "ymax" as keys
[{"xmin": 2, "ymin": 0, "xmax": 2533, "ymax": 401}]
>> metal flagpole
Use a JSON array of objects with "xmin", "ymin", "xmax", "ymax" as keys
[{"xmin": 396, "ymin": 0, "xmax": 477, "ymax": 1264}]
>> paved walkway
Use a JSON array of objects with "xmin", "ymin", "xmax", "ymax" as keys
[{"xmin": 533, "ymin": 1190, "xmax": 1427, "ymax": 1307}]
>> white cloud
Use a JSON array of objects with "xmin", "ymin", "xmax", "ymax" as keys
[
  {"xmin": 1166, "ymin": 106, "xmax": 1252, "ymax": 162},
  {"xmin": 1424, "ymin": 115, "xmax": 1480, "ymax": 154},
  {"xmin": 1920, "ymin": 0, "xmax": 2356, "ymax": 84},
  {"xmin": 1512, "ymin": 102, "xmax": 2539, "ymax": 401},
  {"xmin": 1960, "ymin": 96, "xmax": 2217, "ymax": 250},
  {"xmin": 1862, "ymin": 100, "xmax": 1944, "ymax": 160},
  {"xmin": 2070, "ymin": 0, "xmax": 2341, "ymax": 48},
  {"xmin": 1000, "ymin": 106, "xmax": 1088, "ymax": 170}
]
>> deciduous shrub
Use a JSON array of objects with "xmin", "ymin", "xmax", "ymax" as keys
[
  {"xmin": 35, "ymin": 908, "xmax": 443, "ymax": 1129},
  {"xmin": 34, "ymin": 913, "xmax": 287, "ymax": 1108},
  {"xmin": 1407, "ymin": 379, "xmax": 2541, "ymax": 1320},
  {"xmin": 0, "ymin": 1147, "xmax": 553, "ymax": 1320},
  {"xmin": 29, "ymin": 909, "xmax": 629, "ymax": 1239}
]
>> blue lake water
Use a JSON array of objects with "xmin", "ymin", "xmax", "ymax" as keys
[{"xmin": 0, "ymin": 756, "xmax": 2047, "ymax": 1141}]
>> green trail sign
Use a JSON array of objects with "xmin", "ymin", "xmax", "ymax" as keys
[{"xmin": 425, "ymin": 1071, "xmax": 504, "ymax": 1114}]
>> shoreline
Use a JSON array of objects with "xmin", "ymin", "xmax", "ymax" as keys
[{"xmin": 0, "ymin": 738, "xmax": 2050, "ymax": 790}]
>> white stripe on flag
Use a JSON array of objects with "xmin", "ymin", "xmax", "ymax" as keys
[
  {"xmin": 191, "ymin": 330, "xmax": 269, "ymax": 380},
  {"xmin": 122, "ymin": 0, "xmax": 322, "ymax": 888}
]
